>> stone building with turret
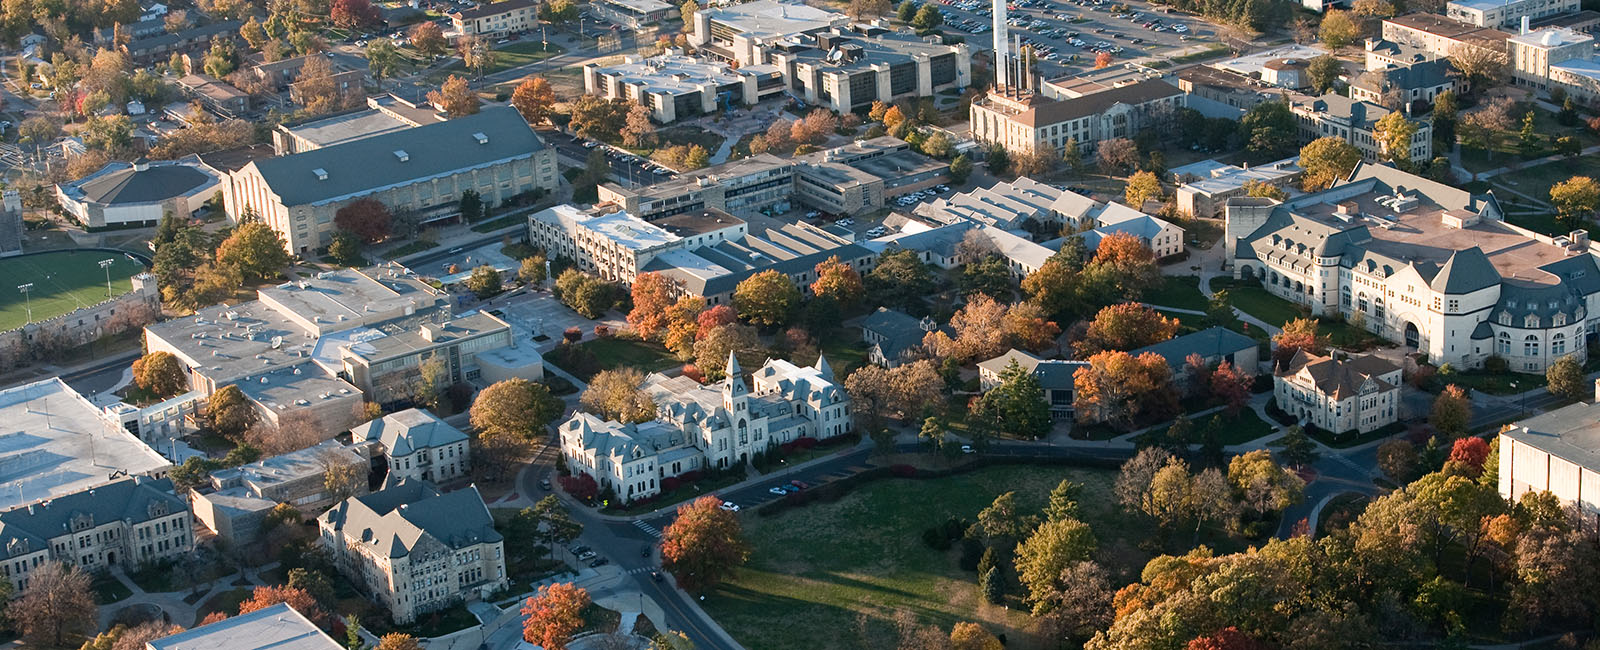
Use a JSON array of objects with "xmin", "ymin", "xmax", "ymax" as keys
[{"xmin": 558, "ymin": 354, "xmax": 850, "ymax": 502}]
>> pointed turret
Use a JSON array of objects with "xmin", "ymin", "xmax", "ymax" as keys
[
  {"xmin": 815, "ymin": 354, "xmax": 834, "ymax": 381},
  {"xmin": 721, "ymin": 350, "xmax": 748, "ymax": 413}
]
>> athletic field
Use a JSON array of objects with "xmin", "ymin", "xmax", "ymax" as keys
[{"xmin": 0, "ymin": 251, "xmax": 147, "ymax": 331}]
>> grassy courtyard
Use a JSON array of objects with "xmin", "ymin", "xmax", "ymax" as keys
[
  {"xmin": 705, "ymin": 465, "xmax": 1229, "ymax": 650},
  {"xmin": 1213, "ymin": 281, "xmax": 1385, "ymax": 350},
  {"xmin": 438, "ymin": 41, "xmax": 565, "ymax": 78},
  {"xmin": 575, "ymin": 338, "xmax": 680, "ymax": 375},
  {"xmin": 1141, "ymin": 275, "xmax": 1208, "ymax": 311},
  {"xmin": 0, "ymin": 251, "xmax": 147, "ymax": 331}
]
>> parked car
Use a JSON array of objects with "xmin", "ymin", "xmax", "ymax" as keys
[
  {"xmin": 651, "ymin": 571, "xmax": 664, "ymax": 582},
  {"xmin": 578, "ymin": 550, "xmax": 597, "ymax": 561},
  {"xmin": 719, "ymin": 501, "xmax": 741, "ymax": 511},
  {"xmin": 769, "ymin": 486, "xmax": 788, "ymax": 495},
  {"xmin": 790, "ymin": 480, "xmax": 809, "ymax": 490},
  {"xmin": 569, "ymin": 544, "xmax": 590, "ymax": 555},
  {"xmin": 589, "ymin": 557, "xmax": 609, "ymax": 567},
  {"xmin": 540, "ymin": 478, "xmax": 552, "ymax": 490},
  {"xmin": 961, "ymin": 445, "xmax": 976, "ymax": 454}
]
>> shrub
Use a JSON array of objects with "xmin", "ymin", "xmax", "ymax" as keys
[
  {"xmin": 958, "ymin": 537, "xmax": 984, "ymax": 571},
  {"xmin": 922, "ymin": 526, "xmax": 953, "ymax": 550},
  {"xmin": 563, "ymin": 327, "xmax": 583, "ymax": 343},
  {"xmin": 661, "ymin": 476, "xmax": 680, "ymax": 492},
  {"xmin": 682, "ymin": 364, "xmax": 705, "ymax": 383},
  {"xmin": 890, "ymin": 464, "xmax": 918, "ymax": 477},
  {"xmin": 1484, "ymin": 355, "xmax": 1509, "ymax": 373},
  {"xmin": 940, "ymin": 516, "xmax": 967, "ymax": 541},
  {"xmin": 593, "ymin": 324, "xmax": 612, "ymax": 337},
  {"xmin": 678, "ymin": 470, "xmax": 703, "ymax": 483}
]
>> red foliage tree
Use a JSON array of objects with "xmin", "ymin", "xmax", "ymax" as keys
[
  {"xmin": 521, "ymin": 583, "xmax": 590, "ymax": 650},
  {"xmin": 696, "ymin": 305, "xmax": 737, "ymax": 339},
  {"xmin": 237, "ymin": 585, "xmax": 325, "ymax": 626},
  {"xmin": 1208, "ymin": 361, "xmax": 1253, "ymax": 416},
  {"xmin": 559, "ymin": 473, "xmax": 598, "ymax": 502},
  {"xmin": 661, "ymin": 495, "xmax": 750, "ymax": 593},
  {"xmin": 627, "ymin": 271, "xmax": 676, "ymax": 339},
  {"xmin": 1186, "ymin": 627, "xmax": 1270, "ymax": 650},
  {"xmin": 1448, "ymin": 437, "xmax": 1490, "ymax": 476},
  {"xmin": 333, "ymin": 198, "xmax": 392, "ymax": 244},
  {"xmin": 330, "ymin": 0, "xmax": 380, "ymax": 28}
]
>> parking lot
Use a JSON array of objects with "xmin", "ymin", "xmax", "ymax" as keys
[
  {"xmin": 936, "ymin": 0, "xmax": 1224, "ymax": 77},
  {"xmin": 549, "ymin": 132, "xmax": 679, "ymax": 188}
]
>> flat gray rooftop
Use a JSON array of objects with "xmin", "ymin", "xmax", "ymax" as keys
[
  {"xmin": 284, "ymin": 109, "xmax": 417, "ymax": 149},
  {"xmin": 0, "ymin": 378, "xmax": 171, "ymax": 512}
]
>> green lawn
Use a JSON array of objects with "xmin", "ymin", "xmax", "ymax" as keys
[
  {"xmin": 576, "ymin": 337, "xmax": 680, "ymax": 374},
  {"xmin": 1307, "ymin": 421, "xmax": 1406, "ymax": 449},
  {"xmin": 1459, "ymin": 108, "xmax": 1597, "ymax": 174},
  {"xmin": 93, "ymin": 574, "xmax": 132, "ymax": 604},
  {"xmin": 1133, "ymin": 407, "xmax": 1278, "ymax": 447},
  {"xmin": 395, "ymin": 602, "xmax": 481, "ymax": 638},
  {"xmin": 0, "ymin": 251, "xmax": 147, "ymax": 331},
  {"xmin": 1490, "ymin": 152, "xmax": 1600, "ymax": 193},
  {"xmin": 1142, "ymin": 275, "xmax": 1208, "ymax": 311},
  {"xmin": 382, "ymin": 239, "xmax": 438, "ymax": 261},
  {"xmin": 1433, "ymin": 368, "xmax": 1545, "ymax": 396},
  {"xmin": 197, "ymin": 588, "xmax": 250, "ymax": 621},
  {"xmin": 441, "ymin": 41, "xmax": 565, "ymax": 77},
  {"xmin": 820, "ymin": 339, "xmax": 870, "ymax": 377},
  {"xmin": 706, "ymin": 464, "xmax": 1258, "ymax": 650},
  {"xmin": 1221, "ymin": 284, "xmax": 1307, "ymax": 329},
  {"xmin": 705, "ymin": 466, "xmax": 1123, "ymax": 650}
]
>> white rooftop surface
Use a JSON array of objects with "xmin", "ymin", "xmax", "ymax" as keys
[
  {"xmin": 256, "ymin": 269, "xmax": 440, "ymax": 332},
  {"xmin": 1452, "ymin": 0, "xmax": 1540, "ymax": 9},
  {"xmin": 0, "ymin": 378, "xmax": 171, "ymax": 512},
  {"xmin": 1178, "ymin": 157, "xmax": 1304, "ymax": 195},
  {"xmin": 597, "ymin": 55, "xmax": 744, "ymax": 94},
  {"xmin": 705, "ymin": 0, "xmax": 846, "ymax": 40},
  {"xmin": 539, "ymin": 203, "xmax": 683, "ymax": 251},
  {"xmin": 235, "ymin": 364, "xmax": 362, "ymax": 414},
  {"xmin": 598, "ymin": 0, "xmax": 672, "ymax": 13},
  {"xmin": 1509, "ymin": 26, "xmax": 1594, "ymax": 47},
  {"xmin": 1094, "ymin": 201, "xmax": 1149, "ymax": 225},
  {"xmin": 1214, "ymin": 44, "xmax": 1329, "ymax": 77},
  {"xmin": 149, "ymin": 603, "xmax": 341, "ymax": 650},
  {"xmin": 284, "ymin": 110, "xmax": 415, "ymax": 148},
  {"xmin": 1553, "ymin": 57, "xmax": 1600, "ymax": 80},
  {"xmin": 212, "ymin": 439, "xmax": 356, "ymax": 490}
]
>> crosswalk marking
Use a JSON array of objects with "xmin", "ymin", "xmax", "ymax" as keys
[
  {"xmin": 626, "ymin": 566, "xmax": 656, "ymax": 575},
  {"xmin": 634, "ymin": 520, "xmax": 661, "ymax": 538}
]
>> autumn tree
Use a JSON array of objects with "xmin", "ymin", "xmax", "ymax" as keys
[
  {"xmin": 428, "ymin": 75, "xmax": 479, "ymax": 117},
  {"xmin": 1015, "ymin": 517, "xmax": 1098, "ymax": 609},
  {"xmin": 470, "ymin": 378, "xmax": 563, "ymax": 439},
  {"xmin": 467, "ymin": 265, "xmax": 502, "ymax": 298},
  {"xmin": 1076, "ymin": 303, "xmax": 1179, "ymax": 356},
  {"xmin": 619, "ymin": 103, "xmax": 657, "ymax": 148},
  {"xmin": 512, "ymin": 77, "xmax": 557, "ymax": 125},
  {"xmin": 844, "ymin": 360, "xmax": 944, "ymax": 430},
  {"xmin": 519, "ymin": 256, "xmax": 548, "ymax": 286},
  {"xmin": 1446, "ymin": 436, "xmax": 1490, "ymax": 478},
  {"xmin": 216, "ymin": 222, "xmax": 289, "ymax": 282},
  {"xmin": 1097, "ymin": 137, "xmax": 1139, "ymax": 175},
  {"xmin": 1073, "ymin": 350, "xmax": 1177, "ymax": 429},
  {"xmin": 7, "ymin": 562, "xmax": 95, "ymax": 646},
  {"xmin": 411, "ymin": 21, "xmax": 447, "ymax": 57},
  {"xmin": 1318, "ymin": 9, "xmax": 1359, "ymax": 48},
  {"xmin": 1209, "ymin": 360, "xmax": 1253, "ymax": 416},
  {"xmin": 1240, "ymin": 101, "xmax": 1298, "ymax": 157},
  {"xmin": 1124, "ymin": 170, "xmax": 1163, "ymax": 208},
  {"xmin": 375, "ymin": 634, "xmax": 423, "ymax": 650},
  {"xmin": 1450, "ymin": 44, "xmax": 1508, "ymax": 90},
  {"xmin": 207, "ymin": 384, "xmax": 259, "ymax": 439},
  {"xmin": 521, "ymin": 583, "xmax": 590, "ymax": 650},
  {"xmin": 948, "ymin": 623, "xmax": 1002, "ymax": 650},
  {"xmin": 1376, "ymin": 438, "xmax": 1419, "ymax": 483},
  {"xmin": 1550, "ymin": 176, "xmax": 1600, "ymax": 229},
  {"xmin": 1271, "ymin": 318, "xmax": 1327, "ymax": 370},
  {"xmin": 330, "ymin": 0, "xmax": 379, "ymax": 29},
  {"xmin": 732, "ymin": 269, "xmax": 800, "ymax": 327},
  {"xmin": 475, "ymin": 429, "xmax": 537, "ymax": 481},
  {"xmin": 580, "ymin": 368, "xmax": 657, "ymax": 423},
  {"xmin": 1002, "ymin": 301, "xmax": 1060, "ymax": 353},
  {"xmin": 661, "ymin": 496, "xmax": 750, "ymax": 593},
  {"xmin": 132, "ymin": 350, "xmax": 187, "ymax": 398},
  {"xmin": 333, "ymin": 197, "xmax": 392, "ymax": 244},
  {"xmin": 238, "ymin": 585, "xmax": 324, "ymax": 624},
  {"xmin": 811, "ymin": 255, "xmax": 865, "ymax": 307},
  {"xmin": 1227, "ymin": 450, "xmax": 1304, "ymax": 525},
  {"xmin": 1373, "ymin": 111, "xmax": 1418, "ymax": 162},
  {"xmin": 1307, "ymin": 54, "xmax": 1343, "ymax": 93},
  {"xmin": 1431, "ymin": 384, "xmax": 1472, "ymax": 439},
  {"xmin": 693, "ymin": 323, "xmax": 760, "ymax": 380},
  {"xmin": 1299, "ymin": 136, "xmax": 1363, "ymax": 191},
  {"xmin": 1089, "ymin": 231, "xmax": 1162, "ymax": 298},
  {"xmin": 628, "ymin": 272, "xmax": 677, "ymax": 339},
  {"xmin": 1546, "ymin": 354, "xmax": 1586, "ymax": 402},
  {"xmin": 923, "ymin": 294, "xmax": 1010, "ymax": 362}
]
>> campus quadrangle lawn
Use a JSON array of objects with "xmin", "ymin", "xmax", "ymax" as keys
[
  {"xmin": 703, "ymin": 466, "xmax": 1132, "ymax": 650},
  {"xmin": 0, "ymin": 251, "xmax": 146, "ymax": 331}
]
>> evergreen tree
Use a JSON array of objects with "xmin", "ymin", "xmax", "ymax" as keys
[
  {"xmin": 979, "ymin": 566, "xmax": 1004, "ymax": 604},
  {"xmin": 974, "ymin": 360, "xmax": 1051, "ymax": 439},
  {"xmin": 1277, "ymin": 425, "xmax": 1319, "ymax": 468}
]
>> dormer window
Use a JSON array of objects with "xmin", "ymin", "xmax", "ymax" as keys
[
  {"xmin": 1499, "ymin": 312, "xmax": 1512, "ymax": 326},
  {"xmin": 1525, "ymin": 314, "xmax": 1540, "ymax": 328}
]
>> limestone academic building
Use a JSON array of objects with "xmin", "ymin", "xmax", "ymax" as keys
[{"xmin": 1227, "ymin": 162, "xmax": 1599, "ymax": 374}]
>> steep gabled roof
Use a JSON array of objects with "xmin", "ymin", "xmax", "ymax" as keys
[{"xmin": 1429, "ymin": 247, "xmax": 1500, "ymax": 294}]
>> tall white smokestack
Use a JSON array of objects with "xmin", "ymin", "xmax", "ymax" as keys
[
  {"xmin": 993, "ymin": 0, "xmax": 1009, "ymax": 88},
  {"xmin": 1520, "ymin": 15, "xmax": 1529, "ymax": 34}
]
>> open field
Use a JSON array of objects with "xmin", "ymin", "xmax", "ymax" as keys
[
  {"xmin": 705, "ymin": 464, "xmax": 1255, "ymax": 650},
  {"xmin": 0, "ymin": 251, "xmax": 146, "ymax": 331}
]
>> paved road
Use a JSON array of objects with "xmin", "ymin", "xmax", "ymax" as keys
[{"xmin": 548, "ymin": 131, "xmax": 678, "ymax": 187}]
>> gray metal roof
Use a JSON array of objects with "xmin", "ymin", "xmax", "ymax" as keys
[
  {"xmin": 149, "ymin": 603, "xmax": 341, "ymax": 650},
  {"xmin": 354, "ymin": 408, "xmax": 468, "ymax": 457},
  {"xmin": 1429, "ymin": 247, "xmax": 1500, "ymax": 294},
  {"xmin": 0, "ymin": 476, "xmax": 183, "ymax": 561},
  {"xmin": 247, "ymin": 107, "xmax": 545, "ymax": 207},
  {"xmin": 1131, "ymin": 326, "xmax": 1258, "ymax": 370},
  {"xmin": 68, "ymin": 159, "xmax": 217, "ymax": 205},
  {"xmin": 1504, "ymin": 401, "xmax": 1600, "ymax": 475},
  {"xmin": 319, "ymin": 482, "xmax": 501, "ymax": 558}
]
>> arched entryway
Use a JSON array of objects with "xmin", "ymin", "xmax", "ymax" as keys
[{"xmin": 1404, "ymin": 322, "xmax": 1420, "ymax": 348}]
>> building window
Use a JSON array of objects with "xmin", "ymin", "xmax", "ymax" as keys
[
  {"xmin": 1524, "ymin": 335, "xmax": 1539, "ymax": 356},
  {"xmin": 1553, "ymin": 333, "xmax": 1566, "ymax": 356},
  {"xmin": 1497, "ymin": 332, "xmax": 1511, "ymax": 355}
]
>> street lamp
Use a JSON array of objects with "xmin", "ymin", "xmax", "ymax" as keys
[
  {"xmin": 16, "ymin": 283, "xmax": 32, "ymax": 324},
  {"xmin": 98, "ymin": 258, "xmax": 114, "ymax": 298}
]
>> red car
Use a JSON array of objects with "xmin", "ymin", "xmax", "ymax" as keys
[{"xmin": 790, "ymin": 479, "xmax": 810, "ymax": 490}]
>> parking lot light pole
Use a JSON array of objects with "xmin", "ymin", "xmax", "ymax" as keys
[
  {"xmin": 99, "ymin": 258, "xmax": 114, "ymax": 298},
  {"xmin": 16, "ymin": 283, "xmax": 32, "ymax": 324}
]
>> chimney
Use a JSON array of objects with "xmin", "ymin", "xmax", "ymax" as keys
[{"xmin": 1521, "ymin": 15, "xmax": 1529, "ymax": 34}]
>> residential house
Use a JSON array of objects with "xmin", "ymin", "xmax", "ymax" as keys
[{"xmin": 1273, "ymin": 350, "xmax": 1401, "ymax": 434}]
